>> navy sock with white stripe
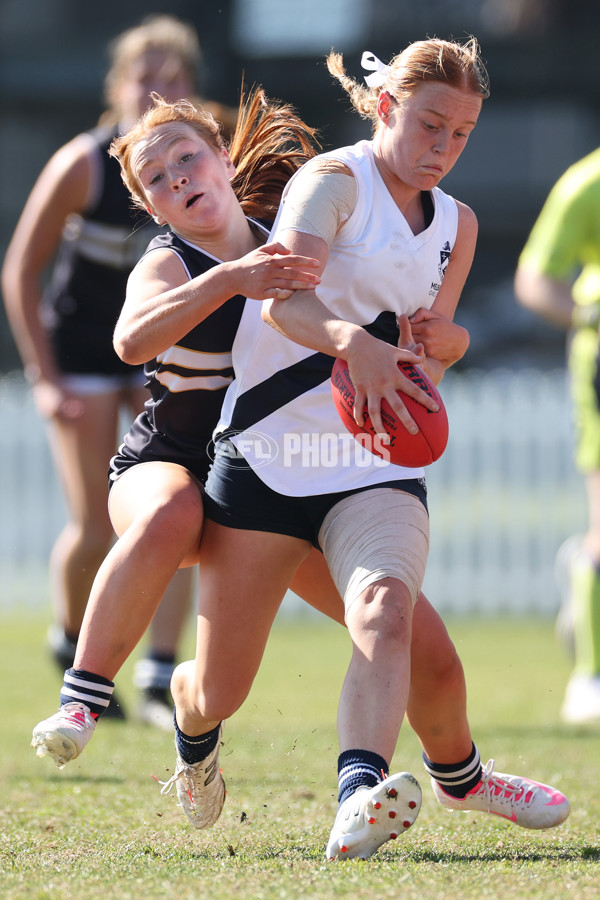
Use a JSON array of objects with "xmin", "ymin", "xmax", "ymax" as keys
[
  {"xmin": 174, "ymin": 716, "xmax": 222, "ymax": 765},
  {"xmin": 60, "ymin": 668, "xmax": 115, "ymax": 720},
  {"xmin": 423, "ymin": 743, "xmax": 482, "ymax": 799},
  {"xmin": 337, "ymin": 749, "xmax": 389, "ymax": 804}
]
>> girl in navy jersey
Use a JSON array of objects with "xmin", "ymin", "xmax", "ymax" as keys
[
  {"xmin": 2, "ymin": 15, "xmax": 235, "ymax": 725},
  {"xmin": 29, "ymin": 87, "xmax": 324, "ymax": 755}
]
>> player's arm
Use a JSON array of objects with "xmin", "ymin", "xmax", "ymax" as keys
[
  {"xmin": 408, "ymin": 313, "xmax": 469, "ymax": 382},
  {"xmin": 1, "ymin": 135, "xmax": 92, "ymax": 385},
  {"xmin": 115, "ymin": 249, "xmax": 215, "ymax": 364},
  {"xmin": 115, "ymin": 242, "xmax": 320, "ymax": 365},
  {"xmin": 513, "ymin": 267, "xmax": 574, "ymax": 330},
  {"xmin": 514, "ymin": 170, "xmax": 587, "ymax": 330},
  {"xmin": 408, "ymin": 201, "xmax": 476, "ymax": 379},
  {"xmin": 2, "ymin": 136, "xmax": 101, "ymax": 421},
  {"xmin": 428, "ymin": 200, "xmax": 478, "ymax": 321}
]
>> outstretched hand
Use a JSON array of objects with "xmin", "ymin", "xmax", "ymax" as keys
[{"xmin": 240, "ymin": 242, "xmax": 321, "ymax": 301}]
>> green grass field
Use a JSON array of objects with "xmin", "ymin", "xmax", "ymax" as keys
[{"xmin": 1, "ymin": 612, "xmax": 599, "ymax": 900}]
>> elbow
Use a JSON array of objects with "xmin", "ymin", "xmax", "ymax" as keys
[
  {"xmin": 0, "ymin": 272, "xmax": 12, "ymax": 313},
  {"xmin": 457, "ymin": 324, "xmax": 470, "ymax": 359},
  {"xmin": 0, "ymin": 258, "xmax": 10, "ymax": 296},
  {"xmin": 1, "ymin": 257, "xmax": 22, "ymax": 314},
  {"xmin": 261, "ymin": 298, "xmax": 276, "ymax": 326},
  {"xmin": 261, "ymin": 297, "xmax": 287, "ymax": 334},
  {"xmin": 113, "ymin": 329, "xmax": 143, "ymax": 367},
  {"xmin": 513, "ymin": 266, "xmax": 536, "ymax": 311},
  {"xmin": 438, "ymin": 324, "xmax": 470, "ymax": 371}
]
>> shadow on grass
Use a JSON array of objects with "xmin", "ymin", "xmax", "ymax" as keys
[
  {"xmin": 11, "ymin": 773, "xmax": 125, "ymax": 786},
  {"xmin": 405, "ymin": 845, "xmax": 600, "ymax": 864},
  {"xmin": 242, "ymin": 842, "xmax": 600, "ymax": 864}
]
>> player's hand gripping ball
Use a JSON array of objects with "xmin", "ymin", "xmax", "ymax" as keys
[{"xmin": 331, "ymin": 357, "xmax": 449, "ymax": 466}]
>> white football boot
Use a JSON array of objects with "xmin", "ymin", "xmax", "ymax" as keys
[{"xmin": 326, "ymin": 772, "xmax": 422, "ymax": 860}]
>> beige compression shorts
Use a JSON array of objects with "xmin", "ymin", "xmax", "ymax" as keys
[{"xmin": 318, "ymin": 488, "xmax": 430, "ymax": 615}]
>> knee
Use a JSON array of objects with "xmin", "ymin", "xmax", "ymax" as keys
[
  {"xmin": 142, "ymin": 487, "xmax": 204, "ymax": 547},
  {"xmin": 347, "ymin": 579, "xmax": 413, "ymax": 648},
  {"xmin": 171, "ymin": 661, "xmax": 247, "ymax": 722},
  {"xmin": 59, "ymin": 519, "xmax": 114, "ymax": 559}
]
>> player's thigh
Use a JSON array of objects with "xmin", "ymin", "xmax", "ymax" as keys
[
  {"xmin": 194, "ymin": 519, "xmax": 311, "ymax": 682},
  {"xmin": 291, "ymin": 547, "xmax": 346, "ymax": 626},
  {"xmin": 46, "ymin": 391, "xmax": 122, "ymax": 521},
  {"xmin": 320, "ymin": 487, "xmax": 429, "ymax": 614},
  {"xmin": 109, "ymin": 460, "xmax": 204, "ymax": 544}
]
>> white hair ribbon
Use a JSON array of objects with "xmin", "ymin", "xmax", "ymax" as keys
[{"xmin": 361, "ymin": 50, "xmax": 391, "ymax": 88}]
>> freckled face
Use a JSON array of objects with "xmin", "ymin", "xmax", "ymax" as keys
[
  {"xmin": 374, "ymin": 82, "xmax": 482, "ymax": 192},
  {"xmin": 132, "ymin": 123, "xmax": 237, "ymax": 238}
]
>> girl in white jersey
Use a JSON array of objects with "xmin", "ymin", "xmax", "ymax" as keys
[{"xmin": 167, "ymin": 38, "xmax": 569, "ymax": 859}]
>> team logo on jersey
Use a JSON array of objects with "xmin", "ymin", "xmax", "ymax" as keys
[
  {"xmin": 439, "ymin": 241, "xmax": 451, "ymax": 280},
  {"xmin": 430, "ymin": 241, "xmax": 452, "ymax": 296}
]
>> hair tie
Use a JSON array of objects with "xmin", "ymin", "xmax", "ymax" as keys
[{"xmin": 361, "ymin": 50, "xmax": 391, "ymax": 88}]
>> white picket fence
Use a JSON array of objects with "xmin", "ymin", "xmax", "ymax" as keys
[{"xmin": 0, "ymin": 369, "xmax": 586, "ymax": 615}]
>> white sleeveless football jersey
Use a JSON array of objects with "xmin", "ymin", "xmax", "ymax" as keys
[{"xmin": 217, "ymin": 140, "xmax": 458, "ymax": 496}]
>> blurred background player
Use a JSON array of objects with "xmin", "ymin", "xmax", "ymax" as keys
[
  {"xmin": 515, "ymin": 148, "xmax": 600, "ymax": 725},
  {"xmin": 1, "ymin": 14, "xmax": 236, "ymax": 727}
]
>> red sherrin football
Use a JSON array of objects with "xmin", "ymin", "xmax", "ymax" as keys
[{"xmin": 330, "ymin": 357, "xmax": 449, "ymax": 467}]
